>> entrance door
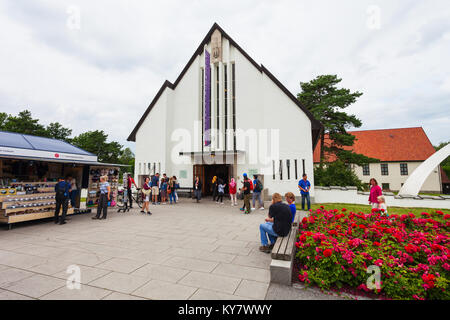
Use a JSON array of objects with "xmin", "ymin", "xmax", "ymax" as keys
[
  {"xmin": 193, "ymin": 165, "xmax": 205, "ymax": 194},
  {"xmin": 194, "ymin": 164, "xmax": 232, "ymax": 196}
]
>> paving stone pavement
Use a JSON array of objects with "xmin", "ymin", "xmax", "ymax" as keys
[{"xmin": 0, "ymin": 198, "xmax": 276, "ymax": 300}]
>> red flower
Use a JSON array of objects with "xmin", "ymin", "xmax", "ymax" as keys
[
  {"xmin": 323, "ymin": 249, "xmax": 333, "ymax": 258},
  {"xmin": 373, "ymin": 241, "xmax": 381, "ymax": 246},
  {"xmin": 444, "ymin": 214, "xmax": 450, "ymax": 220},
  {"xmin": 342, "ymin": 208, "xmax": 347, "ymax": 212},
  {"xmin": 358, "ymin": 224, "xmax": 367, "ymax": 229}
]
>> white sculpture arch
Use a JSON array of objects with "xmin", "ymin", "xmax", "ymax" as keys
[{"xmin": 398, "ymin": 144, "xmax": 450, "ymax": 196}]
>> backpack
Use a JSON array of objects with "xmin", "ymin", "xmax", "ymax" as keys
[
  {"xmin": 254, "ymin": 180, "xmax": 263, "ymax": 192},
  {"xmin": 56, "ymin": 181, "xmax": 67, "ymax": 198}
]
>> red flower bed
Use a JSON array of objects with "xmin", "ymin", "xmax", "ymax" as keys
[{"xmin": 295, "ymin": 207, "xmax": 450, "ymax": 300}]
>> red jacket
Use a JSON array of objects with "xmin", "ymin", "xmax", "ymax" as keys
[{"xmin": 229, "ymin": 184, "xmax": 237, "ymax": 194}]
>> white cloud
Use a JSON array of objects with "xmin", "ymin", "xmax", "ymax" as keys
[{"xmin": 0, "ymin": 0, "xmax": 449, "ymax": 149}]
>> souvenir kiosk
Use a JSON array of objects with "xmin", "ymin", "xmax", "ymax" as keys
[{"xmin": 0, "ymin": 131, "xmax": 122, "ymax": 229}]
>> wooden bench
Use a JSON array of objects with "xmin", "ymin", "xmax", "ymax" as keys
[{"xmin": 269, "ymin": 212, "xmax": 304, "ymax": 285}]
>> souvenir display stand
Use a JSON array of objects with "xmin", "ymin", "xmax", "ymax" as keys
[
  {"xmin": 86, "ymin": 166, "xmax": 120, "ymax": 208},
  {"xmin": 0, "ymin": 181, "xmax": 74, "ymax": 229}
]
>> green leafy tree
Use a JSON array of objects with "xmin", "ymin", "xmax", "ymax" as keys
[
  {"xmin": 72, "ymin": 130, "xmax": 123, "ymax": 163},
  {"xmin": 435, "ymin": 141, "xmax": 450, "ymax": 177},
  {"xmin": 1, "ymin": 110, "xmax": 48, "ymax": 137},
  {"xmin": 297, "ymin": 75, "xmax": 378, "ymax": 168},
  {"xmin": 118, "ymin": 147, "xmax": 135, "ymax": 177},
  {"xmin": 0, "ymin": 112, "xmax": 7, "ymax": 129},
  {"xmin": 45, "ymin": 122, "xmax": 73, "ymax": 142},
  {"xmin": 314, "ymin": 161, "xmax": 366, "ymax": 190}
]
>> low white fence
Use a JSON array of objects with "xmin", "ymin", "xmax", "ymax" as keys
[{"xmin": 314, "ymin": 186, "xmax": 450, "ymax": 210}]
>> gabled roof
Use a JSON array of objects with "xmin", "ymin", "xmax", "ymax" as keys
[
  {"xmin": 0, "ymin": 130, "xmax": 94, "ymax": 156},
  {"xmin": 127, "ymin": 23, "xmax": 322, "ymax": 148},
  {"xmin": 313, "ymin": 127, "xmax": 436, "ymax": 163}
]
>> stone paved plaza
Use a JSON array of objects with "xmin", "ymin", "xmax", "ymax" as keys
[{"xmin": 0, "ymin": 198, "xmax": 275, "ymax": 300}]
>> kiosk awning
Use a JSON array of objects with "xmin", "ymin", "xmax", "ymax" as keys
[{"xmin": 0, "ymin": 130, "xmax": 127, "ymax": 167}]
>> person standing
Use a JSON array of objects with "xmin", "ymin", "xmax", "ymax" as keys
[
  {"xmin": 160, "ymin": 178, "xmax": 168, "ymax": 204},
  {"xmin": 92, "ymin": 175, "xmax": 110, "ymax": 220},
  {"xmin": 369, "ymin": 178, "xmax": 382, "ymax": 209},
  {"xmin": 127, "ymin": 174, "xmax": 138, "ymax": 208},
  {"xmin": 298, "ymin": 173, "xmax": 311, "ymax": 211},
  {"xmin": 217, "ymin": 179, "xmax": 226, "ymax": 204},
  {"xmin": 252, "ymin": 174, "xmax": 264, "ymax": 211},
  {"xmin": 168, "ymin": 177, "xmax": 176, "ymax": 204},
  {"xmin": 211, "ymin": 176, "xmax": 218, "ymax": 201},
  {"xmin": 259, "ymin": 193, "xmax": 293, "ymax": 253},
  {"xmin": 141, "ymin": 177, "xmax": 152, "ymax": 215},
  {"xmin": 194, "ymin": 176, "xmax": 202, "ymax": 203},
  {"xmin": 54, "ymin": 175, "xmax": 71, "ymax": 225},
  {"xmin": 69, "ymin": 176, "xmax": 78, "ymax": 209},
  {"xmin": 229, "ymin": 178, "xmax": 237, "ymax": 206},
  {"xmin": 242, "ymin": 174, "xmax": 251, "ymax": 214},
  {"xmin": 173, "ymin": 176, "xmax": 179, "ymax": 202},
  {"xmin": 151, "ymin": 173, "xmax": 160, "ymax": 205}
]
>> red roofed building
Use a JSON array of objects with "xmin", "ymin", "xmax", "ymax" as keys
[{"xmin": 314, "ymin": 127, "xmax": 443, "ymax": 193}]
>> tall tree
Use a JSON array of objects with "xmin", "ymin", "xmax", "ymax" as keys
[
  {"xmin": 1, "ymin": 110, "xmax": 48, "ymax": 137},
  {"xmin": 0, "ymin": 112, "xmax": 7, "ymax": 129},
  {"xmin": 435, "ymin": 141, "xmax": 450, "ymax": 177},
  {"xmin": 72, "ymin": 130, "xmax": 123, "ymax": 163},
  {"xmin": 46, "ymin": 122, "xmax": 73, "ymax": 142},
  {"xmin": 297, "ymin": 75, "xmax": 378, "ymax": 167}
]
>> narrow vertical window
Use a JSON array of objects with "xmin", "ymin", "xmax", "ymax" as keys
[
  {"xmin": 302, "ymin": 159, "xmax": 306, "ymax": 175},
  {"xmin": 153, "ymin": 163, "xmax": 156, "ymax": 175},
  {"xmin": 287, "ymin": 159, "xmax": 291, "ymax": 180},
  {"xmin": 232, "ymin": 63, "xmax": 236, "ymax": 151},
  {"xmin": 224, "ymin": 64, "xmax": 228, "ymax": 150},
  {"xmin": 362, "ymin": 164, "xmax": 370, "ymax": 176},
  {"xmin": 279, "ymin": 160, "xmax": 283, "ymax": 180},
  {"xmin": 272, "ymin": 160, "xmax": 275, "ymax": 180},
  {"xmin": 400, "ymin": 163, "xmax": 408, "ymax": 175},
  {"xmin": 295, "ymin": 159, "xmax": 298, "ymax": 180}
]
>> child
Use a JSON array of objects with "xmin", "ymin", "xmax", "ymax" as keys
[
  {"xmin": 377, "ymin": 195, "xmax": 388, "ymax": 215},
  {"xmin": 285, "ymin": 192, "xmax": 297, "ymax": 223},
  {"xmin": 217, "ymin": 179, "xmax": 225, "ymax": 204},
  {"xmin": 229, "ymin": 178, "xmax": 237, "ymax": 206}
]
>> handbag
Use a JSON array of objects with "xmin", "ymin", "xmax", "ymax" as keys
[{"xmin": 142, "ymin": 188, "xmax": 151, "ymax": 196}]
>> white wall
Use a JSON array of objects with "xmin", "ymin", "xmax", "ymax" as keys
[
  {"xmin": 353, "ymin": 162, "xmax": 441, "ymax": 193},
  {"xmin": 314, "ymin": 186, "xmax": 450, "ymax": 209}
]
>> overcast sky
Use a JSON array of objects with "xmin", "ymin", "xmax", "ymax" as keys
[{"xmin": 1, "ymin": 0, "xmax": 449, "ymax": 151}]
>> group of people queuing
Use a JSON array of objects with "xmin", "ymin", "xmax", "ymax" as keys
[{"xmin": 140, "ymin": 173, "xmax": 179, "ymax": 215}]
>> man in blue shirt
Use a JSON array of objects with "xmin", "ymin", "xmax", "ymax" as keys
[
  {"xmin": 298, "ymin": 174, "xmax": 311, "ymax": 211},
  {"xmin": 151, "ymin": 173, "xmax": 160, "ymax": 205},
  {"xmin": 54, "ymin": 175, "xmax": 71, "ymax": 225}
]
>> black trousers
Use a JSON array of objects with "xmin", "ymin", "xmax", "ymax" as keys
[
  {"xmin": 127, "ymin": 189, "xmax": 133, "ymax": 207},
  {"xmin": 96, "ymin": 194, "xmax": 108, "ymax": 219},
  {"xmin": 212, "ymin": 188, "xmax": 217, "ymax": 201},
  {"xmin": 217, "ymin": 192, "xmax": 224, "ymax": 203},
  {"xmin": 55, "ymin": 196, "xmax": 69, "ymax": 223}
]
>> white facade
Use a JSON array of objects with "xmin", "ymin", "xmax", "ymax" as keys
[
  {"xmin": 130, "ymin": 24, "xmax": 321, "ymax": 197},
  {"xmin": 352, "ymin": 162, "xmax": 442, "ymax": 193}
]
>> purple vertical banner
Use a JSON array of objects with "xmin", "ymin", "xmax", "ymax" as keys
[{"xmin": 204, "ymin": 50, "xmax": 211, "ymax": 147}]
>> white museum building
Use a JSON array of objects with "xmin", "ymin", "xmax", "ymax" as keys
[{"xmin": 128, "ymin": 24, "xmax": 322, "ymax": 196}]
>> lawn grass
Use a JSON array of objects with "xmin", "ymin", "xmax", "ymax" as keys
[{"xmin": 296, "ymin": 203, "xmax": 449, "ymax": 216}]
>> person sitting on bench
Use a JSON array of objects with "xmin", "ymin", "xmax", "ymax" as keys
[{"xmin": 259, "ymin": 193, "xmax": 292, "ymax": 253}]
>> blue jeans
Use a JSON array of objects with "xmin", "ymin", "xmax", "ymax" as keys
[
  {"xmin": 252, "ymin": 192, "xmax": 263, "ymax": 208},
  {"xmin": 260, "ymin": 222, "xmax": 278, "ymax": 246},
  {"xmin": 169, "ymin": 192, "xmax": 176, "ymax": 203},
  {"xmin": 301, "ymin": 193, "xmax": 311, "ymax": 210}
]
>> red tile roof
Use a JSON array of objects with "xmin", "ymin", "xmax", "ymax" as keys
[{"xmin": 313, "ymin": 127, "xmax": 436, "ymax": 163}]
